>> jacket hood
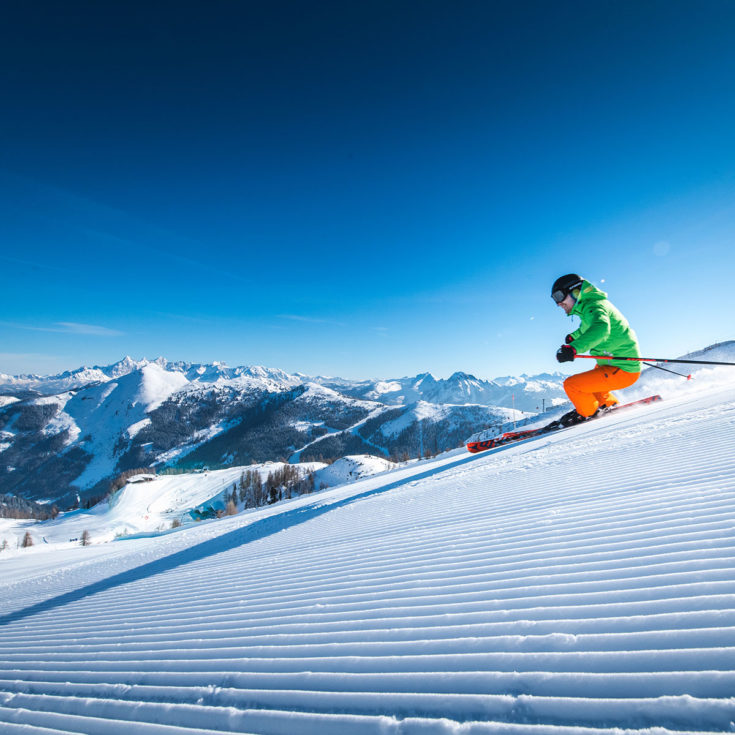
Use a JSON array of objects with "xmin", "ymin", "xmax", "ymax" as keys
[{"xmin": 571, "ymin": 280, "xmax": 607, "ymax": 316}]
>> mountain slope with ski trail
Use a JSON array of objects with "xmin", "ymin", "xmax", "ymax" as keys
[{"xmin": 1, "ymin": 371, "xmax": 734, "ymax": 733}]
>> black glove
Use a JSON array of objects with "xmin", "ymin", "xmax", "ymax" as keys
[
  {"xmin": 556, "ymin": 344, "xmax": 577, "ymax": 363},
  {"xmin": 565, "ymin": 333, "xmax": 574, "ymax": 344}
]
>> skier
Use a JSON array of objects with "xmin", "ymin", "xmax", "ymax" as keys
[{"xmin": 551, "ymin": 274, "xmax": 641, "ymax": 426}]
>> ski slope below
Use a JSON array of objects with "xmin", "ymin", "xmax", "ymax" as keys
[
  {"xmin": 0, "ymin": 457, "xmax": 401, "ymax": 551},
  {"xmin": 1, "ymin": 370, "xmax": 735, "ymax": 733}
]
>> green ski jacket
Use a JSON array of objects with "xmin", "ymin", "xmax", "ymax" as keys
[{"xmin": 567, "ymin": 281, "xmax": 641, "ymax": 373}]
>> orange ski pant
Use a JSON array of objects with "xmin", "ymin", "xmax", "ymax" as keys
[{"xmin": 564, "ymin": 365, "xmax": 641, "ymax": 417}]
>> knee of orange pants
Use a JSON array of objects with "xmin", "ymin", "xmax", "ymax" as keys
[{"xmin": 564, "ymin": 366, "xmax": 640, "ymax": 417}]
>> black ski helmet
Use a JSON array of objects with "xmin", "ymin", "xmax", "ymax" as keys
[{"xmin": 551, "ymin": 274, "xmax": 583, "ymax": 303}]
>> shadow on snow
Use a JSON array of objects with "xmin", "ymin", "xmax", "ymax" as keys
[{"xmin": 0, "ymin": 444, "xmax": 514, "ymax": 628}]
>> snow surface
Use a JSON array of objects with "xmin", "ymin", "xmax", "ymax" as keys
[
  {"xmin": 314, "ymin": 455, "xmax": 397, "ymax": 489},
  {"xmin": 1, "ymin": 370, "xmax": 735, "ymax": 733},
  {"xmin": 380, "ymin": 402, "xmax": 525, "ymax": 440},
  {"xmin": 379, "ymin": 401, "xmax": 452, "ymax": 437},
  {"xmin": 0, "ymin": 462, "xmax": 331, "ymax": 550}
]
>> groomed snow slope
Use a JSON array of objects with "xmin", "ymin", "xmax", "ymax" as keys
[
  {"xmin": 0, "ymin": 463, "xmax": 327, "ymax": 549},
  {"xmin": 1, "ymin": 372, "xmax": 735, "ymax": 733}
]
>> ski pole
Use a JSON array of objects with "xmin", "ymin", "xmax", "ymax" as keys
[
  {"xmin": 575, "ymin": 354, "xmax": 735, "ymax": 367},
  {"xmin": 645, "ymin": 362, "xmax": 692, "ymax": 380}
]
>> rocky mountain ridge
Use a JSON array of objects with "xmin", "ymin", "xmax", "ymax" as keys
[{"xmin": 0, "ymin": 357, "xmax": 569, "ymax": 508}]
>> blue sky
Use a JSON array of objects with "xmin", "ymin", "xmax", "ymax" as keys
[{"xmin": 1, "ymin": 0, "xmax": 734, "ymax": 380}]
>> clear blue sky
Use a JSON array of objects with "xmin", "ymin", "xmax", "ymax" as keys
[{"xmin": 2, "ymin": 0, "xmax": 734, "ymax": 380}]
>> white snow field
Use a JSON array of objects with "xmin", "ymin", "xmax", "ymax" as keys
[
  {"xmin": 1, "ymin": 369, "xmax": 735, "ymax": 734},
  {"xmin": 0, "ymin": 456, "xmax": 402, "ymax": 552}
]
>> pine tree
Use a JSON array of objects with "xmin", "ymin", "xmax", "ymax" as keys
[
  {"xmin": 251, "ymin": 469, "xmax": 265, "ymax": 507},
  {"xmin": 81, "ymin": 530, "xmax": 91, "ymax": 546},
  {"xmin": 21, "ymin": 531, "xmax": 33, "ymax": 548}
]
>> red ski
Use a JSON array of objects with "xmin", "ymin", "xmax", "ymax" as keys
[{"xmin": 466, "ymin": 394, "xmax": 662, "ymax": 454}]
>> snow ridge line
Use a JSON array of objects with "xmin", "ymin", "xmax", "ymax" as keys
[
  {"xmin": 1, "ymin": 689, "xmax": 735, "ymax": 734},
  {"xmin": 5, "ymin": 608, "xmax": 735, "ymax": 650}
]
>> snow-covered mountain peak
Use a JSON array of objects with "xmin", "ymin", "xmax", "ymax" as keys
[
  {"xmin": 447, "ymin": 370, "xmax": 477, "ymax": 382},
  {"xmin": 107, "ymin": 355, "xmax": 148, "ymax": 378},
  {"xmin": 134, "ymin": 363, "xmax": 189, "ymax": 411},
  {"xmin": 297, "ymin": 382, "xmax": 374, "ymax": 409},
  {"xmin": 241, "ymin": 365, "xmax": 279, "ymax": 379}
]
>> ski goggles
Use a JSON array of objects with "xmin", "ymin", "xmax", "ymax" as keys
[{"xmin": 551, "ymin": 283, "xmax": 582, "ymax": 303}]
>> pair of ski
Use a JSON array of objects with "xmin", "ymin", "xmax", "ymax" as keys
[{"xmin": 466, "ymin": 394, "xmax": 662, "ymax": 454}]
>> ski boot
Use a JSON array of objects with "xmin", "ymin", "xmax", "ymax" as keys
[
  {"xmin": 559, "ymin": 409, "xmax": 592, "ymax": 427},
  {"xmin": 543, "ymin": 409, "xmax": 590, "ymax": 432}
]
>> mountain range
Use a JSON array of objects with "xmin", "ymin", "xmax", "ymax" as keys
[{"xmin": 0, "ymin": 358, "xmax": 568, "ymax": 508}]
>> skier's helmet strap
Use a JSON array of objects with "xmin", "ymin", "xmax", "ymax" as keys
[{"xmin": 551, "ymin": 273, "xmax": 583, "ymax": 303}]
